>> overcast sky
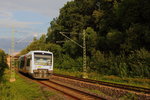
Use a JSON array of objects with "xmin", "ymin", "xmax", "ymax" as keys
[{"xmin": 0, "ymin": 0, "xmax": 71, "ymax": 53}]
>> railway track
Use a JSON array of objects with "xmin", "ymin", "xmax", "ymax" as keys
[
  {"xmin": 53, "ymin": 73, "xmax": 150, "ymax": 94},
  {"xmin": 39, "ymin": 80, "xmax": 105, "ymax": 100},
  {"xmin": 18, "ymin": 72, "xmax": 105, "ymax": 100}
]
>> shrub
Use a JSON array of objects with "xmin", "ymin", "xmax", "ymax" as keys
[
  {"xmin": 127, "ymin": 49, "xmax": 150, "ymax": 77},
  {"xmin": 0, "ymin": 49, "xmax": 7, "ymax": 82},
  {"xmin": 89, "ymin": 49, "xmax": 150, "ymax": 78}
]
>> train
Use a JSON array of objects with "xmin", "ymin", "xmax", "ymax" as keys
[{"xmin": 18, "ymin": 51, "xmax": 53, "ymax": 79}]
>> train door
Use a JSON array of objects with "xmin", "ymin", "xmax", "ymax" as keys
[
  {"xmin": 19, "ymin": 57, "xmax": 24, "ymax": 71},
  {"xmin": 26, "ymin": 55, "xmax": 32, "ymax": 72}
]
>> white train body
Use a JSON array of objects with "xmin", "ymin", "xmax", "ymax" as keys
[{"xmin": 18, "ymin": 51, "xmax": 53, "ymax": 79}]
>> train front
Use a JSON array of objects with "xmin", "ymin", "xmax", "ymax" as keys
[{"xmin": 32, "ymin": 52, "xmax": 53, "ymax": 79}]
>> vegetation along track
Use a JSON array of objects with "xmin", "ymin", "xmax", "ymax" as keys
[
  {"xmin": 38, "ymin": 80, "xmax": 105, "ymax": 100},
  {"xmin": 53, "ymin": 73, "xmax": 150, "ymax": 94}
]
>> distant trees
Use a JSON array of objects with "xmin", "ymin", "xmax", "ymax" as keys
[{"xmin": 20, "ymin": 0, "xmax": 150, "ymax": 78}]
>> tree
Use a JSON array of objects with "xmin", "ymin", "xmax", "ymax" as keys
[{"xmin": 0, "ymin": 49, "xmax": 7, "ymax": 82}]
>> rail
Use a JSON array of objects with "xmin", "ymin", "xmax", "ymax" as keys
[
  {"xmin": 53, "ymin": 73, "xmax": 150, "ymax": 94},
  {"xmin": 18, "ymin": 72, "xmax": 105, "ymax": 100}
]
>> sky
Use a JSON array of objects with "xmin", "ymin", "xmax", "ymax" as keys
[{"xmin": 0, "ymin": 0, "xmax": 71, "ymax": 54}]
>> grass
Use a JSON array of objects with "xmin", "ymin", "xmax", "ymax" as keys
[
  {"xmin": 0, "ymin": 69, "xmax": 64, "ymax": 100},
  {"xmin": 54, "ymin": 68, "xmax": 150, "ymax": 89}
]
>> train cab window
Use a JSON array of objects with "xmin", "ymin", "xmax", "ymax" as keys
[{"xmin": 34, "ymin": 54, "xmax": 52, "ymax": 66}]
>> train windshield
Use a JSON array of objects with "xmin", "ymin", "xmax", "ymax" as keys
[{"xmin": 34, "ymin": 53, "xmax": 52, "ymax": 66}]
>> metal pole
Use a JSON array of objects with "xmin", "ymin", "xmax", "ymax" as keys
[
  {"xmin": 10, "ymin": 26, "xmax": 16, "ymax": 82},
  {"xmin": 8, "ymin": 49, "xmax": 11, "ymax": 68},
  {"xmin": 83, "ymin": 30, "xmax": 87, "ymax": 78}
]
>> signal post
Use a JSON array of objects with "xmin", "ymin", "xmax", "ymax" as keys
[{"xmin": 10, "ymin": 27, "xmax": 16, "ymax": 82}]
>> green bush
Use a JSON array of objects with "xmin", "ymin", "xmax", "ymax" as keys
[
  {"xmin": 127, "ymin": 49, "xmax": 150, "ymax": 77},
  {"xmin": 89, "ymin": 49, "xmax": 150, "ymax": 78},
  {"xmin": 0, "ymin": 49, "xmax": 7, "ymax": 82},
  {"xmin": 55, "ymin": 55, "xmax": 83, "ymax": 72}
]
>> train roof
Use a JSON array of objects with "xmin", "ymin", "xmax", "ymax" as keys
[
  {"xmin": 28, "ymin": 50, "xmax": 53, "ymax": 54},
  {"xmin": 25, "ymin": 50, "xmax": 53, "ymax": 56},
  {"xmin": 19, "ymin": 51, "xmax": 53, "ymax": 58}
]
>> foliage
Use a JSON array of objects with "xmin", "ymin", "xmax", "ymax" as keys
[
  {"xmin": 0, "ymin": 49, "xmax": 7, "ymax": 82},
  {"xmin": 55, "ymin": 54, "xmax": 83, "ymax": 72},
  {"xmin": 127, "ymin": 49, "xmax": 150, "ymax": 77},
  {"xmin": 90, "ymin": 49, "xmax": 150, "ymax": 78}
]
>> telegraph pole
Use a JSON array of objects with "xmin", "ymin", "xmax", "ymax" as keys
[
  {"xmin": 82, "ymin": 30, "xmax": 87, "ymax": 78},
  {"xmin": 10, "ymin": 26, "xmax": 16, "ymax": 82}
]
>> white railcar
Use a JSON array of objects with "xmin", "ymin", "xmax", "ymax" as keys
[{"xmin": 18, "ymin": 51, "xmax": 53, "ymax": 79}]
